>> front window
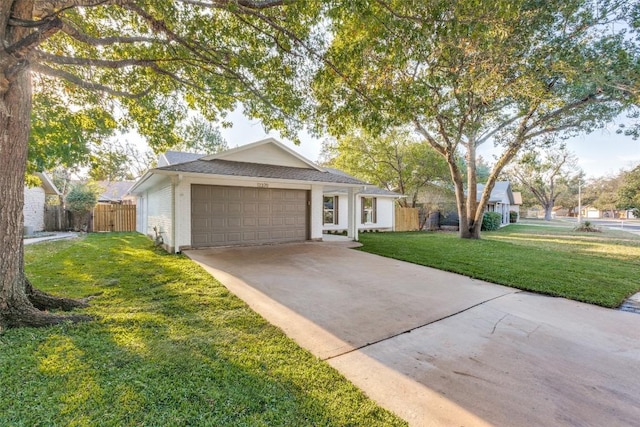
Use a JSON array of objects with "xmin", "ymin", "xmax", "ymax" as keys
[
  {"xmin": 361, "ymin": 197, "xmax": 377, "ymax": 224},
  {"xmin": 324, "ymin": 196, "xmax": 338, "ymax": 225}
]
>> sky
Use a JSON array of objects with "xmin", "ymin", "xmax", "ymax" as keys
[{"xmin": 218, "ymin": 108, "xmax": 640, "ymax": 180}]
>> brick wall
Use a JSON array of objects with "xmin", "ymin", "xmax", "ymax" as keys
[{"xmin": 24, "ymin": 186, "xmax": 45, "ymax": 231}]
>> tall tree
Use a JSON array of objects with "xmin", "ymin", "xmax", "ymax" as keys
[
  {"xmin": 583, "ymin": 175, "xmax": 624, "ymax": 217},
  {"xmin": 312, "ymin": 0, "xmax": 639, "ymax": 238},
  {"xmin": 617, "ymin": 164, "xmax": 640, "ymax": 216},
  {"xmin": 504, "ymin": 146, "xmax": 580, "ymax": 220},
  {"xmin": 553, "ymin": 173, "xmax": 585, "ymax": 217},
  {"xmin": 0, "ymin": 0, "xmax": 318, "ymax": 329},
  {"xmin": 321, "ymin": 128, "xmax": 450, "ymax": 207}
]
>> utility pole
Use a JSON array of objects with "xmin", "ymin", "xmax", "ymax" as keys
[{"xmin": 577, "ymin": 180, "xmax": 582, "ymax": 224}]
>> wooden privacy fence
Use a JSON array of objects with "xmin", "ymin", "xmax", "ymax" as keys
[
  {"xmin": 92, "ymin": 204, "xmax": 136, "ymax": 232},
  {"xmin": 44, "ymin": 205, "xmax": 70, "ymax": 231},
  {"xmin": 395, "ymin": 207, "xmax": 420, "ymax": 231}
]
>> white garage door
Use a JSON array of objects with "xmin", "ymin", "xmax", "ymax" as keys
[{"xmin": 191, "ymin": 185, "xmax": 309, "ymax": 248}]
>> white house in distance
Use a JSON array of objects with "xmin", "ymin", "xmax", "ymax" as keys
[
  {"xmin": 477, "ymin": 181, "xmax": 519, "ymax": 225},
  {"xmin": 129, "ymin": 138, "xmax": 401, "ymax": 253},
  {"xmin": 24, "ymin": 172, "xmax": 60, "ymax": 234}
]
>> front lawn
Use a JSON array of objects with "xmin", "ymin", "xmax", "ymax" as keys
[
  {"xmin": 2, "ymin": 233, "xmax": 405, "ymax": 426},
  {"xmin": 357, "ymin": 225, "xmax": 640, "ymax": 308}
]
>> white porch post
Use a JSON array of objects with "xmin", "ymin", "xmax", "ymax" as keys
[
  {"xmin": 310, "ymin": 185, "xmax": 323, "ymax": 241},
  {"xmin": 347, "ymin": 187, "xmax": 358, "ymax": 241}
]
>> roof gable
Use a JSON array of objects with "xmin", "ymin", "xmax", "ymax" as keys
[
  {"xmin": 202, "ymin": 138, "xmax": 322, "ymax": 170},
  {"xmin": 477, "ymin": 181, "xmax": 514, "ymax": 204}
]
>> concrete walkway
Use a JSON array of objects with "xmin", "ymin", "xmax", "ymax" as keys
[
  {"xmin": 23, "ymin": 232, "xmax": 79, "ymax": 245},
  {"xmin": 186, "ymin": 243, "xmax": 640, "ymax": 427}
]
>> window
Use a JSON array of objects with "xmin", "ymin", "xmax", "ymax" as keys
[
  {"xmin": 361, "ymin": 197, "xmax": 377, "ymax": 224},
  {"xmin": 323, "ymin": 196, "xmax": 338, "ymax": 225}
]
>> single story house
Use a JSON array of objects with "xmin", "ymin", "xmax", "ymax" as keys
[
  {"xmin": 511, "ymin": 191, "xmax": 522, "ymax": 221},
  {"xmin": 24, "ymin": 172, "xmax": 60, "ymax": 234},
  {"xmin": 129, "ymin": 138, "xmax": 402, "ymax": 252},
  {"xmin": 477, "ymin": 181, "xmax": 519, "ymax": 225}
]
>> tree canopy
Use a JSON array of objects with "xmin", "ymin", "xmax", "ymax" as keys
[
  {"xmin": 312, "ymin": 0, "xmax": 640, "ymax": 237},
  {"xmin": 0, "ymin": 0, "xmax": 321, "ymax": 329},
  {"xmin": 617, "ymin": 165, "xmax": 640, "ymax": 216},
  {"xmin": 321, "ymin": 128, "xmax": 450, "ymax": 207},
  {"xmin": 504, "ymin": 146, "xmax": 581, "ymax": 220}
]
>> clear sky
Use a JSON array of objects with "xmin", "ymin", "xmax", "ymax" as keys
[{"xmin": 219, "ymin": 108, "xmax": 640, "ymax": 179}]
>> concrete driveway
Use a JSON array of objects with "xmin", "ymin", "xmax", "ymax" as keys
[{"xmin": 186, "ymin": 242, "xmax": 640, "ymax": 427}]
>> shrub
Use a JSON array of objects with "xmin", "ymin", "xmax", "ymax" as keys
[
  {"xmin": 509, "ymin": 210, "xmax": 518, "ymax": 223},
  {"xmin": 66, "ymin": 182, "xmax": 100, "ymax": 231},
  {"xmin": 574, "ymin": 221, "xmax": 601, "ymax": 233},
  {"xmin": 481, "ymin": 212, "xmax": 502, "ymax": 231}
]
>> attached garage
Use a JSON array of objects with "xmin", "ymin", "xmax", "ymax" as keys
[
  {"xmin": 191, "ymin": 185, "xmax": 308, "ymax": 247},
  {"xmin": 129, "ymin": 138, "xmax": 383, "ymax": 253}
]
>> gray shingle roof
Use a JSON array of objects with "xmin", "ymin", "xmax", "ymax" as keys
[
  {"xmin": 328, "ymin": 187, "xmax": 403, "ymax": 197},
  {"xmin": 477, "ymin": 181, "xmax": 514, "ymax": 203},
  {"xmin": 163, "ymin": 151, "xmax": 205, "ymax": 165},
  {"xmin": 321, "ymin": 167, "xmax": 402, "ymax": 196},
  {"xmin": 98, "ymin": 181, "xmax": 136, "ymax": 202},
  {"xmin": 157, "ymin": 159, "xmax": 367, "ymax": 185}
]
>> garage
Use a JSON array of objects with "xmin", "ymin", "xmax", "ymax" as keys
[{"xmin": 191, "ymin": 184, "xmax": 309, "ymax": 247}]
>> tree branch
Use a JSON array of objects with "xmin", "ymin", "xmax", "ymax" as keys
[
  {"xmin": 524, "ymin": 121, "xmax": 582, "ymax": 140},
  {"xmin": 528, "ymin": 92, "xmax": 604, "ymax": 131},
  {"xmin": 60, "ymin": 20, "xmax": 163, "ymax": 45},
  {"xmin": 176, "ymin": 0, "xmax": 291, "ymax": 9},
  {"xmin": 413, "ymin": 121, "xmax": 446, "ymax": 157},
  {"xmin": 31, "ymin": 62, "xmax": 150, "ymax": 98},
  {"xmin": 34, "ymin": 50, "xmax": 164, "ymax": 68},
  {"xmin": 476, "ymin": 112, "xmax": 526, "ymax": 146},
  {"xmin": 5, "ymin": 17, "xmax": 62, "ymax": 58}
]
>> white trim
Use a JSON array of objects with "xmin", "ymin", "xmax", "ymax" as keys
[{"xmin": 35, "ymin": 172, "xmax": 61, "ymax": 196}]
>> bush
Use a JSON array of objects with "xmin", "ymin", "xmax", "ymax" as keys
[
  {"xmin": 481, "ymin": 212, "xmax": 502, "ymax": 231},
  {"xmin": 66, "ymin": 183, "xmax": 100, "ymax": 231},
  {"xmin": 509, "ymin": 211, "xmax": 518, "ymax": 223},
  {"xmin": 574, "ymin": 221, "xmax": 601, "ymax": 233}
]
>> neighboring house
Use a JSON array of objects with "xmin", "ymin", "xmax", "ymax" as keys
[
  {"xmin": 24, "ymin": 172, "xmax": 60, "ymax": 233},
  {"xmin": 477, "ymin": 181, "xmax": 518, "ymax": 226},
  {"xmin": 579, "ymin": 206, "xmax": 630, "ymax": 219},
  {"xmin": 511, "ymin": 192, "xmax": 523, "ymax": 221},
  {"xmin": 97, "ymin": 181, "xmax": 137, "ymax": 204},
  {"xmin": 129, "ymin": 138, "xmax": 402, "ymax": 252}
]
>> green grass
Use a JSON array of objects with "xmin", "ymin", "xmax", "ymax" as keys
[
  {"xmin": 357, "ymin": 225, "xmax": 640, "ymax": 308},
  {"xmin": 2, "ymin": 233, "xmax": 406, "ymax": 427}
]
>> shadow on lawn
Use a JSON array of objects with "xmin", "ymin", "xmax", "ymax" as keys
[{"xmin": 5, "ymin": 233, "xmax": 402, "ymax": 426}]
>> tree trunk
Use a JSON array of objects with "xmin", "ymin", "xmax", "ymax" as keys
[
  {"xmin": 449, "ymin": 156, "xmax": 472, "ymax": 238},
  {"xmin": 544, "ymin": 204, "xmax": 553, "ymax": 221},
  {"xmin": 0, "ymin": 0, "xmax": 90, "ymax": 330}
]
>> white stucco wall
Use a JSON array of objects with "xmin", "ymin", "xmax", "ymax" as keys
[
  {"xmin": 218, "ymin": 144, "xmax": 311, "ymax": 168},
  {"xmin": 310, "ymin": 185, "xmax": 324, "ymax": 241},
  {"xmin": 322, "ymin": 194, "xmax": 396, "ymax": 232},
  {"xmin": 24, "ymin": 186, "xmax": 45, "ymax": 231},
  {"xmin": 365, "ymin": 197, "xmax": 395, "ymax": 230}
]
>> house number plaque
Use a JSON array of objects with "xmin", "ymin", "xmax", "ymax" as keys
[{"xmin": 257, "ymin": 182, "xmax": 269, "ymax": 188}]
